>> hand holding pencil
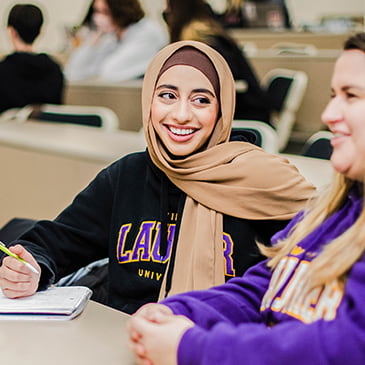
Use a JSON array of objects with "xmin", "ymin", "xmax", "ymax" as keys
[{"xmin": 0, "ymin": 243, "xmax": 41, "ymax": 299}]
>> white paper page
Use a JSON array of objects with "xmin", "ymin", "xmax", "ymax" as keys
[{"xmin": 0, "ymin": 286, "xmax": 92, "ymax": 315}]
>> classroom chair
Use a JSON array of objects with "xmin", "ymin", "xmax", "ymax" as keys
[
  {"xmin": 262, "ymin": 68, "xmax": 308, "ymax": 152},
  {"xmin": 301, "ymin": 130, "xmax": 333, "ymax": 160},
  {"xmin": 0, "ymin": 104, "xmax": 119, "ymax": 131},
  {"xmin": 232, "ymin": 119, "xmax": 279, "ymax": 154},
  {"xmin": 270, "ymin": 42, "xmax": 318, "ymax": 56}
]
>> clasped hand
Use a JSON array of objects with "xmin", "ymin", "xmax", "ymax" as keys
[{"xmin": 128, "ymin": 303, "xmax": 194, "ymax": 365}]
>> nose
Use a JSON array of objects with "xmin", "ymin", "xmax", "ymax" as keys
[
  {"xmin": 321, "ymin": 96, "xmax": 343, "ymax": 127},
  {"xmin": 172, "ymin": 99, "xmax": 193, "ymax": 124}
]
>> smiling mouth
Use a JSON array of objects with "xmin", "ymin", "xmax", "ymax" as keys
[{"xmin": 168, "ymin": 126, "xmax": 196, "ymax": 136}]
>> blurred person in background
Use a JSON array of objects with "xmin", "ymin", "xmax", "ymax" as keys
[
  {"xmin": 0, "ymin": 4, "xmax": 64, "ymax": 114},
  {"xmin": 216, "ymin": 0, "xmax": 247, "ymax": 28},
  {"xmin": 64, "ymin": 0, "xmax": 168, "ymax": 82},
  {"xmin": 217, "ymin": 0, "xmax": 292, "ymax": 29}
]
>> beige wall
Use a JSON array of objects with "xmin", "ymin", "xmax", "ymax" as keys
[
  {"xmin": 0, "ymin": 0, "xmax": 363, "ymax": 54},
  {"xmin": 207, "ymin": 0, "xmax": 364, "ymax": 24},
  {"xmin": 286, "ymin": 0, "xmax": 364, "ymax": 28}
]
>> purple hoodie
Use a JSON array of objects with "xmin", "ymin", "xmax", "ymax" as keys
[{"xmin": 162, "ymin": 190, "xmax": 365, "ymax": 364}]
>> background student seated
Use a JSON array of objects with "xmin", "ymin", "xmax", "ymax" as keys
[
  {"xmin": 64, "ymin": 0, "xmax": 168, "ymax": 82},
  {"xmin": 0, "ymin": 3, "xmax": 64, "ymax": 114}
]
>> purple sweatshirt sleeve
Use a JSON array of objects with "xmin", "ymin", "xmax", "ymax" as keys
[
  {"xmin": 161, "ymin": 260, "xmax": 272, "ymax": 329},
  {"xmin": 177, "ymin": 257, "xmax": 365, "ymax": 365}
]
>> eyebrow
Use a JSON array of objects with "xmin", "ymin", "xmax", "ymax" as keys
[
  {"xmin": 330, "ymin": 85, "xmax": 365, "ymax": 93},
  {"xmin": 155, "ymin": 84, "xmax": 216, "ymax": 97},
  {"xmin": 343, "ymin": 85, "xmax": 365, "ymax": 91}
]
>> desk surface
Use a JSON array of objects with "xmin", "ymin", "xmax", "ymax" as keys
[
  {"xmin": 0, "ymin": 120, "xmax": 146, "ymax": 164},
  {"xmin": 249, "ymin": 48, "xmax": 340, "ymax": 59},
  {"xmin": 0, "ymin": 121, "xmax": 147, "ymax": 223},
  {"xmin": 283, "ymin": 153, "xmax": 334, "ymax": 190},
  {"xmin": 66, "ymin": 79, "xmax": 143, "ymax": 89},
  {"xmin": 0, "ymin": 301, "xmax": 134, "ymax": 365},
  {"xmin": 229, "ymin": 30, "xmax": 350, "ymax": 49},
  {"xmin": 64, "ymin": 80, "xmax": 143, "ymax": 132}
]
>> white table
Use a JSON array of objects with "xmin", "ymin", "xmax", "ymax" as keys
[
  {"xmin": 0, "ymin": 300, "xmax": 135, "ymax": 365},
  {"xmin": 283, "ymin": 153, "xmax": 334, "ymax": 190},
  {"xmin": 0, "ymin": 120, "xmax": 146, "ymax": 224}
]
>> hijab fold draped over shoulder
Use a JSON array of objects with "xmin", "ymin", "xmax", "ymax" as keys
[{"xmin": 142, "ymin": 40, "xmax": 316, "ymax": 299}]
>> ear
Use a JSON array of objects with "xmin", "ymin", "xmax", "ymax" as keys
[
  {"xmin": 7, "ymin": 26, "xmax": 24, "ymax": 49},
  {"xmin": 8, "ymin": 26, "xmax": 18, "ymax": 40},
  {"xmin": 8, "ymin": 26, "xmax": 14, "ymax": 35}
]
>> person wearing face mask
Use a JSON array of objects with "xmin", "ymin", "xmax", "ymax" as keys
[
  {"xmin": 0, "ymin": 41, "xmax": 314, "ymax": 315},
  {"xmin": 128, "ymin": 32, "xmax": 365, "ymax": 365},
  {"xmin": 64, "ymin": 0, "xmax": 168, "ymax": 82}
]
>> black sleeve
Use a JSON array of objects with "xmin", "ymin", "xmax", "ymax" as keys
[{"xmin": 11, "ymin": 161, "xmax": 119, "ymax": 288}]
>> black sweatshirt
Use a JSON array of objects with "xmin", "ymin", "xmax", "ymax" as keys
[
  {"xmin": 12, "ymin": 150, "xmax": 290, "ymax": 314},
  {"xmin": 0, "ymin": 52, "xmax": 64, "ymax": 113}
]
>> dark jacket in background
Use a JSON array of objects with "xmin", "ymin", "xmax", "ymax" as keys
[
  {"xmin": 0, "ymin": 52, "xmax": 64, "ymax": 113},
  {"xmin": 209, "ymin": 35, "xmax": 272, "ymax": 123}
]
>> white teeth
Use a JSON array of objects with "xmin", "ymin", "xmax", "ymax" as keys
[{"xmin": 169, "ymin": 126, "xmax": 195, "ymax": 135}]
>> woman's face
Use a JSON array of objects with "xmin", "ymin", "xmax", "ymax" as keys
[
  {"xmin": 151, "ymin": 65, "xmax": 219, "ymax": 157},
  {"xmin": 92, "ymin": 0, "xmax": 116, "ymax": 33},
  {"xmin": 322, "ymin": 49, "xmax": 365, "ymax": 182}
]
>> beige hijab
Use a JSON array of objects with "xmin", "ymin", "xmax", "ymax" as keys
[{"xmin": 142, "ymin": 40, "xmax": 315, "ymax": 299}]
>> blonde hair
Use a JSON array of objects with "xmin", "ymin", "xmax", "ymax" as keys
[
  {"xmin": 180, "ymin": 19, "xmax": 225, "ymax": 44},
  {"xmin": 226, "ymin": 0, "xmax": 244, "ymax": 12},
  {"xmin": 260, "ymin": 173, "xmax": 365, "ymax": 289}
]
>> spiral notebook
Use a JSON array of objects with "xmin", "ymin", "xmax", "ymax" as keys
[{"xmin": 0, "ymin": 286, "xmax": 92, "ymax": 320}]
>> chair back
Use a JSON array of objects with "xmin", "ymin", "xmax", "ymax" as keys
[
  {"xmin": 301, "ymin": 131, "xmax": 333, "ymax": 160},
  {"xmin": 232, "ymin": 120, "xmax": 279, "ymax": 154},
  {"xmin": 262, "ymin": 68, "xmax": 308, "ymax": 151},
  {"xmin": 33, "ymin": 104, "xmax": 119, "ymax": 130},
  {"xmin": 0, "ymin": 105, "xmax": 34, "ymax": 123},
  {"xmin": 0, "ymin": 104, "xmax": 119, "ymax": 131},
  {"xmin": 270, "ymin": 42, "xmax": 317, "ymax": 56}
]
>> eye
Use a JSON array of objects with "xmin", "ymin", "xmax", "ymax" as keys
[
  {"xmin": 345, "ymin": 91, "xmax": 357, "ymax": 99},
  {"xmin": 193, "ymin": 96, "xmax": 212, "ymax": 105},
  {"xmin": 158, "ymin": 92, "xmax": 176, "ymax": 101}
]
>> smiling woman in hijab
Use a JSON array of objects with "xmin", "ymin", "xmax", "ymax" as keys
[{"xmin": 0, "ymin": 41, "xmax": 315, "ymax": 314}]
